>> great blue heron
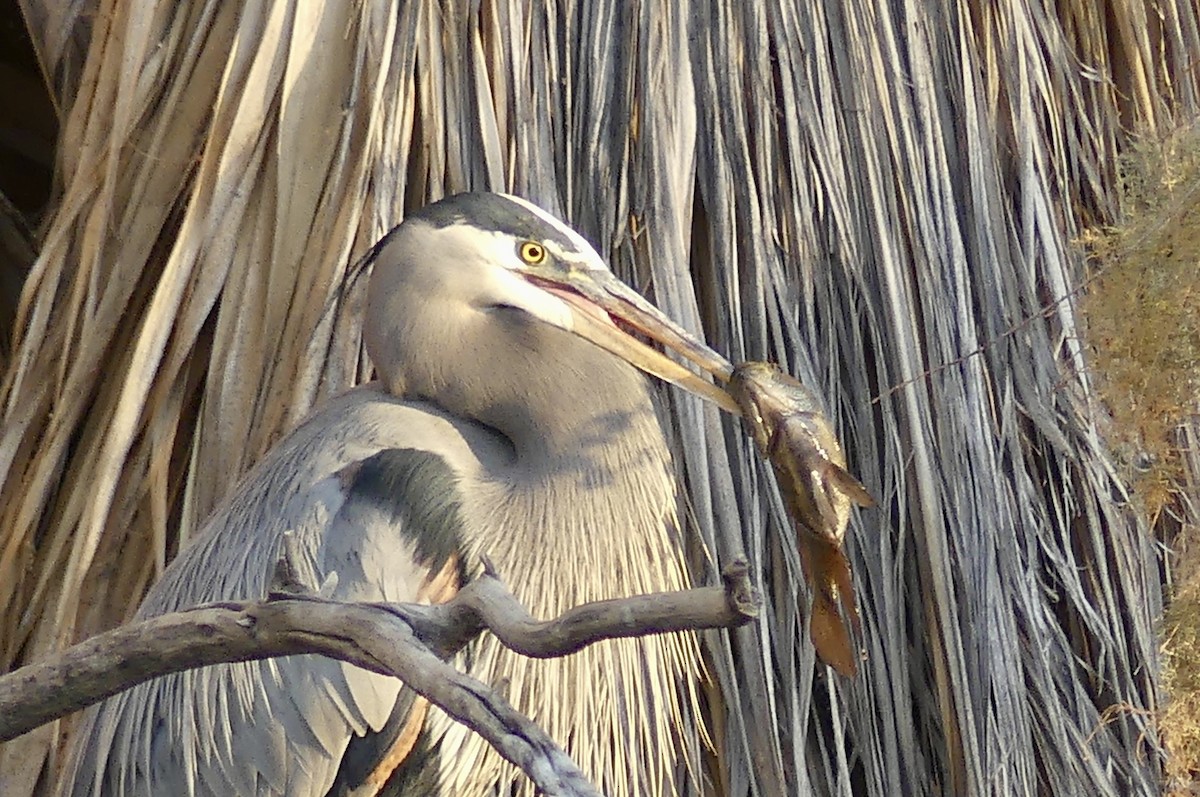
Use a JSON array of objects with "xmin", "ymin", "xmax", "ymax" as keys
[{"xmin": 61, "ymin": 192, "xmax": 742, "ymax": 796}]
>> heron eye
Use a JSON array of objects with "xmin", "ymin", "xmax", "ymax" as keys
[{"xmin": 518, "ymin": 241, "xmax": 547, "ymax": 264}]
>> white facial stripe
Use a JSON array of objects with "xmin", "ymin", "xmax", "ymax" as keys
[
  {"xmin": 487, "ymin": 265, "xmax": 576, "ymax": 330},
  {"xmin": 541, "ymin": 239, "xmax": 608, "ymax": 271},
  {"xmin": 460, "ymin": 226, "xmax": 575, "ymax": 330},
  {"xmin": 473, "ymin": 226, "xmax": 522, "ymax": 268},
  {"xmin": 499, "ymin": 194, "xmax": 611, "ymax": 272},
  {"xmin": 473, "ymin": 227, "xmax": 534, "ymax": 274}
]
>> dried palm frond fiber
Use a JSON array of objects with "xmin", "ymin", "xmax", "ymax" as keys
[{"xmin": 2, "ymin": 1, "xmax": 1199, "ymax": 795}]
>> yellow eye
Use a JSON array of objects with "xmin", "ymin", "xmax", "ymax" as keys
[{"xmin": 519, "ymin": 241, "xmax": 546, "ymax": 264}]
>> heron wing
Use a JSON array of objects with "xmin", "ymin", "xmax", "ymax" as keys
[
  {"xmin": 317, "ymin": 449, "xmax": 468, "ymax": 796},
  {"xmin": 60, "ymin": 391, "xmax": 493, "ymax": 797}
]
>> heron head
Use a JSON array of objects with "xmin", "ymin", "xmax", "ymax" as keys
[{"xmin": 363, "ymin": 192, "xmax": 739, "ymax": 415}]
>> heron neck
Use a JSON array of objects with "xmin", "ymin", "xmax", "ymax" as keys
[
  {"xmin": 466, "ymin": 342, "xmax": 685, "ymax": 600},
  {"xmin": 485, "ymin": 349, "xmax": 668, "ymax": 479},
  {"xmin": 442, "ymin": 336, "xmax": 699, "ymax": 797}
]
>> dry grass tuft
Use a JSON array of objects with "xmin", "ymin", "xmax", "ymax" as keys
[
  {"xmin": 1164, "ymin": 529, "xmax": 1200, "ymax": 793},
  {"xmin": 1082, "ymin": 124, "xmax": 1200, "ymax": 795},
  {"xmin": 1083, "ymin": 127, "xmax": 1200, "ymax": 514}
]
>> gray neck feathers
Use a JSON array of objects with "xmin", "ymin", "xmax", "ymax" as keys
[{"xmin": 432, "ymin": 330, "xmax": 705, "ymax": 797}]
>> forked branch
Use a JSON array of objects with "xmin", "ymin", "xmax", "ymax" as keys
[{"xmin": 0, "ymin": 551, "xmax": 758, "ymax": 797}]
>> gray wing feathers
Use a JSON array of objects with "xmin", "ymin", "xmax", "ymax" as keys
[
  {"xmin": 64, "ymin": 475, "xmax": 404, "ymax": 796},
  {"xmin": 61, "ymin": 391, "xmax": 486, "ymax": 796}
]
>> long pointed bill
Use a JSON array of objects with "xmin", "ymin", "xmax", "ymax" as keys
[{"xmin": 527, "ymin": 267, "xmax": 742, "ymax": 416}]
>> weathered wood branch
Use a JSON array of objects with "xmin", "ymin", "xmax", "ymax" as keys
[{"xmin": 0, "ymin": 556, "xmax": 758, "ymax": 796}]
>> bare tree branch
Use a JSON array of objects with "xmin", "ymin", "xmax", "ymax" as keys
[{"xmin": 0, "ymin": 557, "xmax": 758, "ymax": 796}]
